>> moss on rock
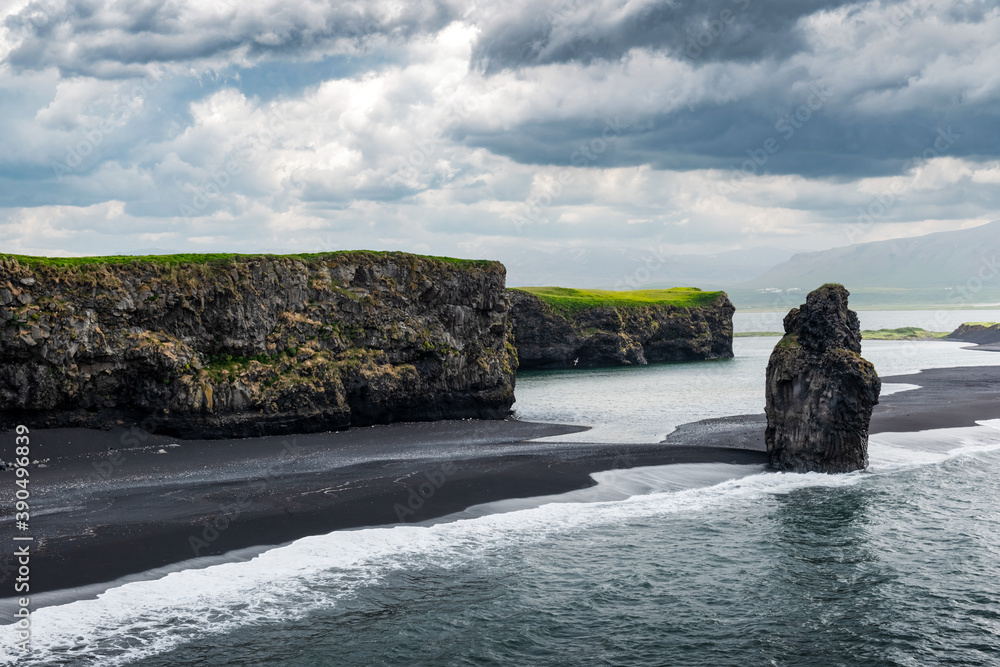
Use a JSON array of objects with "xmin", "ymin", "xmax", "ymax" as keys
[{"xmin": 0, "ymin": 251, "xmax": 516, "ymax": 438}]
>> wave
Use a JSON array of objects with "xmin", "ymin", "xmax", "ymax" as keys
[{"xmin": 5, "ymin": 422, "xmax": 1000, "ymax": 666}]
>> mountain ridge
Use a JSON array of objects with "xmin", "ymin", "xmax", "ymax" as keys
[{"xmin": 742, "ymin": 221, "xmax": 1000, "ymax": 291}]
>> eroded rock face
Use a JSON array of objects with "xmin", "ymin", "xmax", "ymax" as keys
[
  {"xmin": 508, "ymin": 290, "xmax": 734, "ymax": 369},
  {"xmin": 0, "ymin": 252, "xmax": 517, "ymax": 438},
  {"xmin": 947, "ymin": 322, "xmax": 1000, "ymax": 345},
  {"xmin": 765, "ymin": 284, "xmax": 881, "ymax": 473}
]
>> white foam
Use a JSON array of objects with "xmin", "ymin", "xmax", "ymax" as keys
[
  {"xmin": 6, "ymin": 423, "xmax": 1000, "ymax": 666},
  {"xmin": 879, "ymin": 382, "xmax": 921, "ymax": 396},
  {"xmin": 0, "ymin": 471, "xmax": 862, "ymax": 665},
  {"xmin": 868, "ymin": 421, "xmax": 1000, "ymax": 472},
  {"xmin": 438, "ymin": 462, "xmax": 767, "ymax": 520}
]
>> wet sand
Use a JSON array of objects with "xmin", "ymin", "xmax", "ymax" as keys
[
  {"xmin": 0, "ymin": 420, "xmax": 763, "ymax": 597},
  {"xmin": 664, "ymin": 365, "xmax": 1000, "ymax": 449}
]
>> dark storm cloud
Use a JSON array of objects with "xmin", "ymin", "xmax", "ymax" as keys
[
  {"xmin": 448, "ymin": 0, "xmax": 998, "ymax": 179},
  {"xmin": 465, "ymin": 102, "xmax": 989, "ymax": 179},
  {"xmin": 2, "ymin": 0, "xmax": 999, "ymax": 260},
  {"xmin": 470, "ymin": 0, "xmax": 861, "ymax": 72},
  {"xmin": 3, "ymin": 0, "xmax": 458, "ymax": 77}
]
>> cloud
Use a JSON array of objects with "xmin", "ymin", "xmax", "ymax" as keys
[
  {"xmin": 2, "ymin": 0, "xmax": 459, "ymax": 77},
  {"xmin": 460, "ymin": 0, "xmax": 1000, "ymax": 177},
  {"xmin": 0, "ymin": 0, "xmax": 998, "ymax": 281},
  {"xmin": 469, "ymin": 0, "xmax": 859, "ymax": 72}
]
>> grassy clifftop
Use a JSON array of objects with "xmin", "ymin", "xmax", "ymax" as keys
[
  {"xmin": 861, "ymin": 327, "xmax": 949, "ymax": 340},
  {"xmin": 741, "ymin": 325, "xmax": 993, "ymax": 340},
  {"xmin": 1, "ymin": 249, "xmax": 514, "ymax": 437},
  {"xmin": 948, "ymin": 322, "xmax": 1000, "ymax": 345},
  {"xmin": 741, "ymin": 327, "xmax": 952, "ymax": 340},
  {"xmin": 509, "ymin": 286, "xmax": 726, "ymax": 316},
  {"xmin": 1, "ymin": 250, "xmax": 496, "ymax": 270},
  {"xmin": 507, "ymin": 286, "xmax": 734, "ymax": 368}
]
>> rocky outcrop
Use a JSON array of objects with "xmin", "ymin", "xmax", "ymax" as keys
[
  {"xmin": 765, "ymin": 284, "xmax": 881, "ymax": 473},
  {"xmin": 508, "ymin": 288, "xmax": 734, "ymax": 369},
  {"xmin": 947, "ymin": 322, "xmax": 1000, "ymax": 345},
  {"xmin": 0, "ymin": 252, "xmax": 516, "ymax": 438}
]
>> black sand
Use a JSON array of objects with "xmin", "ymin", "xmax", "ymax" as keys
[
  {"xmin": 1, "ymin": 420, "xmax": 764, "ymax": 597},
  {"xmin": 3, "ymin": 364, "xmax": 1000, "ymax": 597},
  {"xmin": 664, "ymin": 365, "xmax": 1000, "ymax": 449}
]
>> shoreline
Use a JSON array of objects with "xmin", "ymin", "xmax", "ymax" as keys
[
  {"xmin": 734, "ymin": 304, "xmax": 1000, "ymax": 313},
  {"xmin": 663, "ymin": 365, "xmax": 1000, "ymax": 450},
  {"xmin": 1, "ymin": 419, "xmax": 764, "ymax": 598},
  {"xmin": 4, "ymin": 364, "xmax": 1000, "ymax": 599}
]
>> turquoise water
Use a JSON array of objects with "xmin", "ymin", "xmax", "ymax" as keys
[
  {"xmin": 143, "ymin": 439, "xmax": 1000, "ymax": 666},
  {"xmin": 13, "ymin": 428, "xmax": 1000, "ymax": 666},
  {"xmin": 513, "ymin": 338, "xmax": 1000, "ymax": 443},
  {"xmin": 733, "ymin": 309, "xmax": 1000, "ymax": 333},
  {"xmin": 6, "ymin": 321, "xmax": 1000, "ymax": 666}
]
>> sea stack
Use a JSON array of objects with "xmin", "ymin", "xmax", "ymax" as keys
[{"xmin": 765, "ymin": 284, "xmax": 881, "ymax": 473}]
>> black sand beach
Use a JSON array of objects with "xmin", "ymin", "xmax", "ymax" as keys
[
  {"xmin": 665, "ymin": 365, "xmax": 1000, "ymax": 450},
  {"xmin": 3, "ymin": 365, "xmax": 1000, "ymax": 598},
  {"xmin": 2, "ymin": 420, "xmax": 764, "ymax": 597}
]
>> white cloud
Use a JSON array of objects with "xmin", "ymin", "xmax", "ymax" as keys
[{"xmin": 0, "ymin": 0, "xmax": 997, "ymax": 284}]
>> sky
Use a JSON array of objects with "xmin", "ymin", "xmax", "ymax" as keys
[{"xmin": 0, "ymin": 0, "xmax": 998, "ymax": 284}]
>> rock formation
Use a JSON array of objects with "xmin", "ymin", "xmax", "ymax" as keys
[
  {"xmin": 765, "ymin": 284, "xmax": 881, "ymax": 473},
  {"xmin": 0, "ymin": 252, "xmax": 517, "ymax": 438},
  {"xmin": 508, "ymin": 288, "xmax": 734, "ymax": 369},
  {"xmin": 947, "ymin": 322, "xmax": 1000, "ymax": 346}
]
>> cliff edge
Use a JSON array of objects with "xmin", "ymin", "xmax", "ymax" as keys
[
  {"xmin": 765, "ymin": 284, "xmax": 881, "ymax": 473},
  {"xmin": 508, "ymin": 287, "xmax": 734, "ymax": 369},
  {"xmin": 0, "ymin": 252, "xmax": 516, "ymax": 438},
  {"xmin": 947, "ymin": 322, "xmax": 1000, "ymax": 345}
]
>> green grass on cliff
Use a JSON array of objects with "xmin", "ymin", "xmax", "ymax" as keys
[
  {"xmin": 738, "ymin": 327, "xmax": 952, "ymax": 340},
  {"xmin": 512, "ymin": 286, "xmax": 725, "ymax": 314},
  {"xmin": 0, "ymin": 250, "xmax": 496, "ymax": 269},
  {"xmin": 860, "ymin": 327, "xmax": 950, "ymax": 340}
]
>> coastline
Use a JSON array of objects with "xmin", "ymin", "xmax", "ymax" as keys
[
  {"xmin": 5, "ymin": 364, "xmax": 1000, "ymax": 598},
  {"xmin": 1, "ymin": 419, "xmax": 764, "ymax": 597},
  {"xmin": 663, "ymin": 365, "xmax": 1000, "ymax": 451}
]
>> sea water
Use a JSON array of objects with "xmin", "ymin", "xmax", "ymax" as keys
[
  {"xmin": 733, "ymin": 309, "xmax": 1000, "ymax": 334},
  {"xmin": 4, "ymin": 333, "xmax": 1000, "ymax": 665},
  {"xmin": 513, "ymin": 337, "xmax": 1000, "ymax": 443}
]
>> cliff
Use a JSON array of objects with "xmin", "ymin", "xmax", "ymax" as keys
[
  {"xmin": 765, "ymin": 284, "xmax": 881, "ymax": 473},
  {"xmin": 0, "ymin": 252, "xmax": 516, "ymax": 438},
  {"xmin": 947, "ymin": 322, "xmax": 1000, "ymax": 345},
  {"xmin": 508, "ymin": 287, "xmax": 734, "ymax": 369}
]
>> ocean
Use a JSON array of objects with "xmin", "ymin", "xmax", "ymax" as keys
[{"xmin": 5, "ymin": 311, "xmax": 1000, "ymax": 666}]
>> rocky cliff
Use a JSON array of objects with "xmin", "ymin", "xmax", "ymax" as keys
[
  {"xmin": 765, "ymin": 284, "xmax": 881, "ymax": 473},
  {"xmin": 0, "ymin": 252, "xmax": 516, "ymax": 438},
  {"xmin": 508, "ymin": 287, "xmax": 734, "ymax": 369},
  {"xmin": 947, "ymin": 322, "xmax": 1000, "ymax": 345}
]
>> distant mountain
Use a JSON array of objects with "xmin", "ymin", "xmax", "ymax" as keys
[
  {"xmin": 727, "ymin": 221, "xmax": 1000, "ymax": 309},
  {"xmin": 743, "ymin": 221, "xmax": 1000, "ymax": 291}
]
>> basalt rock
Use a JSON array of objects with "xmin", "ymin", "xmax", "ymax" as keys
[
  {"xmin": 508, "ymin": 289, "xmax": 734, "ymax": 369},
  {"xmin": 0, "ymin": 252, "xmax": 517, "ymax": 439},
  {"xmin": 947, "ymin": 322, "xmax": 1000, "ymax": 345},
  {"xmin": 765, "ymin": 284, "xmax": 880, "ymax": 473}
]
